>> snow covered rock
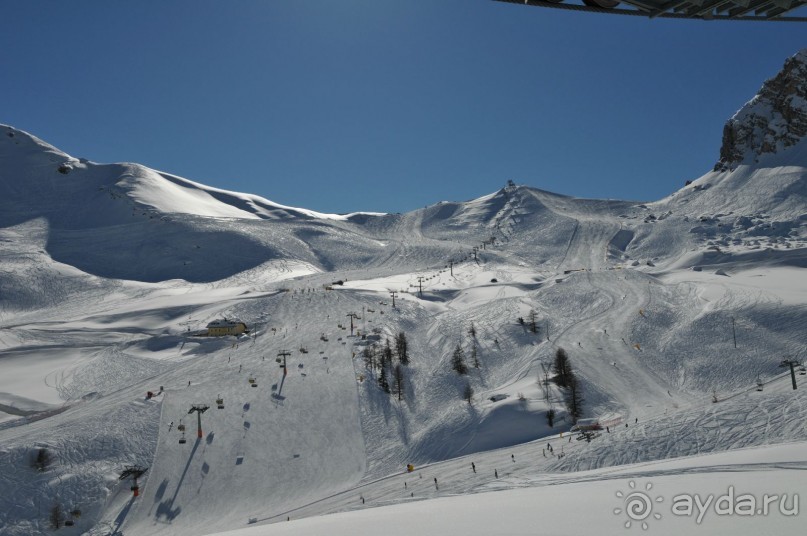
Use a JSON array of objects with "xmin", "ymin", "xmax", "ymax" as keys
[{"xmin": 716, "ymin": 49, "xmax": 807, "ymax": 171}]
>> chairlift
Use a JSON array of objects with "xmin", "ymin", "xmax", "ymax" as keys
[
  {"xmin": 249, "ymin": 376, "xmax": 257, "ymax": 387},
  {"xmin": 216, "ymin": 395, "xmax": 224, "ymax": 409},
  {"xmin": 800, "ymin": 365, "xmax": 806, "ymax": 376},
  {"xmin": 177, "ymin": 422, "xmax": 186, "ymax": 432},
  {"xmin": 756, "ymin": 377, "xmax": 764, "ymax": 391},
  {"xmin": 179, "ymin": 432, "xmax": 187, "ymax": 445}
]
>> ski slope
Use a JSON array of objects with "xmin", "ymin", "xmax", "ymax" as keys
[{"xmin": 1, "ymin": 54, "xmax": 807, "ymax": 535}]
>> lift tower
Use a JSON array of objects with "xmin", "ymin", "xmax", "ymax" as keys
[{"xmin": 188, "ymin": 404, "xmax": 210, "ymax": 438}]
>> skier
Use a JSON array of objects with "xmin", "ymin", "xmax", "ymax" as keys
[
  {"xmin": 569, "ymin": 435, "xmax": 572, "ymax": 443},
  {"xmin": 471, "ymin": 462, "xmax": 476, "ymax": 473},
  {"xmin": 188, "ymin": 381, "xmax": 191, "ymax": 386},
  {"xmin": 169, "ymin": 421, "xmax": 174, "ymax": 432},
  {"xmin": 635, "ymin": 417, "xmax": 638, "ymax": 424},
  {"xmin": 606, "ymin": 426, "xmax": 610, "ymax": 433},
  {"xmin": 494, "ymin": 469, "xmax": 498, "ymax": 478},
  {"xmin": 434, "ymin": 477, "xmax": 438, "ymax": 490},
  {"xmin": 511, "ymin": 454, "xmax": 515, "ymax": 463}
]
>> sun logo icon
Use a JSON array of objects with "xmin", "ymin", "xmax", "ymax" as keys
[{"xmin": 614, "ymin": 480, "xmax": 663, "ymax": 530}]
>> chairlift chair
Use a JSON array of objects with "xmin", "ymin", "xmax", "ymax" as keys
[
  {"xmin": 216, "ymin": 395, "xmax": 224, "ymax": 409},
  {"xmin": 179, "ymin": 432, "xmax": 187, "ymax": 445},
  {"xmin": 177, "ymin": 422, "xmax": 186, "ymax": 432}
]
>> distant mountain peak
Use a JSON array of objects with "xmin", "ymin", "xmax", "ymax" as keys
[{"xmin": 715, "ymin": 49, "xmax": 807, "ymax": 171}]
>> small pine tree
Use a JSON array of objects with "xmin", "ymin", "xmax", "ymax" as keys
[
  {"xmin": 378, "ymin": 366, "xmax": 391, "ymax": 394},
  {"xmin": 546, "ymin": 408, "xmax": 556, "ymax": 427},
  {"xmin": 529, "ymin": 310, "xmax": 538, "ymax": 334},
  {"xmin": 468, "ymin": 322, "xmax": 476, "ymax": 339},
  {"xmin": 565, "ymin": 375, "xmax": 584, "ymax": 422},
  {"xmin": 395, "ymin": 332, "xmax": 409, "ymax": 365},
  {"xmin": 383, "ymin": 339, "xmax": 393, "ymax": 366},
  {"xmin": 32, "ymin": 447, "xmax": 51, "ymax": 472},
  {"xmin": 50, "ymin": 503, "xmax": 62, "ymax": 529},
  {"xmin": 463, "ymin": 383, "xmax": 474, "ymax": 405},
  {"xmin": 471, "ymin": 343, "xmax": 480, "ymax": 369},
  {"xmin": 363, "ymin": 344, "xmax": 377, "ymax": 371},
  {"xmin": 552, "ymin": 348, "xmax": 572, "ymax": 388},
  {"xmin": 451, "ymin": 344, "xmax": 468, "ymax": 375},
  {"xmin": 393, "ymin": 364, "xmax": 404, "ymax": 401}
]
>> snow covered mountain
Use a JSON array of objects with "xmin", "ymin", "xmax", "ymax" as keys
[
  {"xmin": 716, "ymin": 49, "xmax": 807, "ymax": 171},
  {"xmin": 0, "ymin": 50, "xmax": 805, "ymax": 536}
]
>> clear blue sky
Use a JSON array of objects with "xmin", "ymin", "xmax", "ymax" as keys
[{"xmin": 2, "ymin": 1, "xmax": 805, "ymax": 214}]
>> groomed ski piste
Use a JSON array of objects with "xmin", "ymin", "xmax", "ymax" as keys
[{"xmin": 1, "ymin": 51, "xmax": 807, "ymax": 536}]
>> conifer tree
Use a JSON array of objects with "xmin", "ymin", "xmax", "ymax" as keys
[
  {"xmin": 463, "ymin": 383, "xmax": 474, "ymax": 404},
  {"xmin": 393, "ymin": 363, "xmax": 404, "ymax": 401},
  {"xmin": 451, "ymin": 344, "xmax": 468, "ymax": 375},
  {"xmin": 363, "ymin": 344, "xmax": 377, "ymax": 371},
  {"xmin": 471, "ymin": 343, "xmax": 480, "ymax": 369},
  {"xmin": 552, "ymin": 347, "xmax": 572, "ymax": 388},
  {"xmin": 566, "ymin": 375, "xmax": 584, "ymax": 422},
  {"xmin": 383, "ymin": 338, "xmax": 394, "ymax": 367},
  {"xmin": 378, "ymin": 365, "xmax": 391, "ymax": 393},
  {"xmin": 395, "ymin": 332, "xmax": 409, "ymax": 365}
]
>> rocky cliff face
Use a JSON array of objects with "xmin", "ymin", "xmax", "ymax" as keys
[{"xmin": 715, "ymin": 49, "xmax": 807, "ymax": 171}]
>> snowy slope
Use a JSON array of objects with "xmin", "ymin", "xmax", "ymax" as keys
[{"xmin": 1, "ymin": 50, "xmax": 806, "ymax": 536}]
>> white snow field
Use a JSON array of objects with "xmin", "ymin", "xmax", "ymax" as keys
[{"xmin": 1, "ymin": 51, "xmax": 807, "ymax": 535}]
